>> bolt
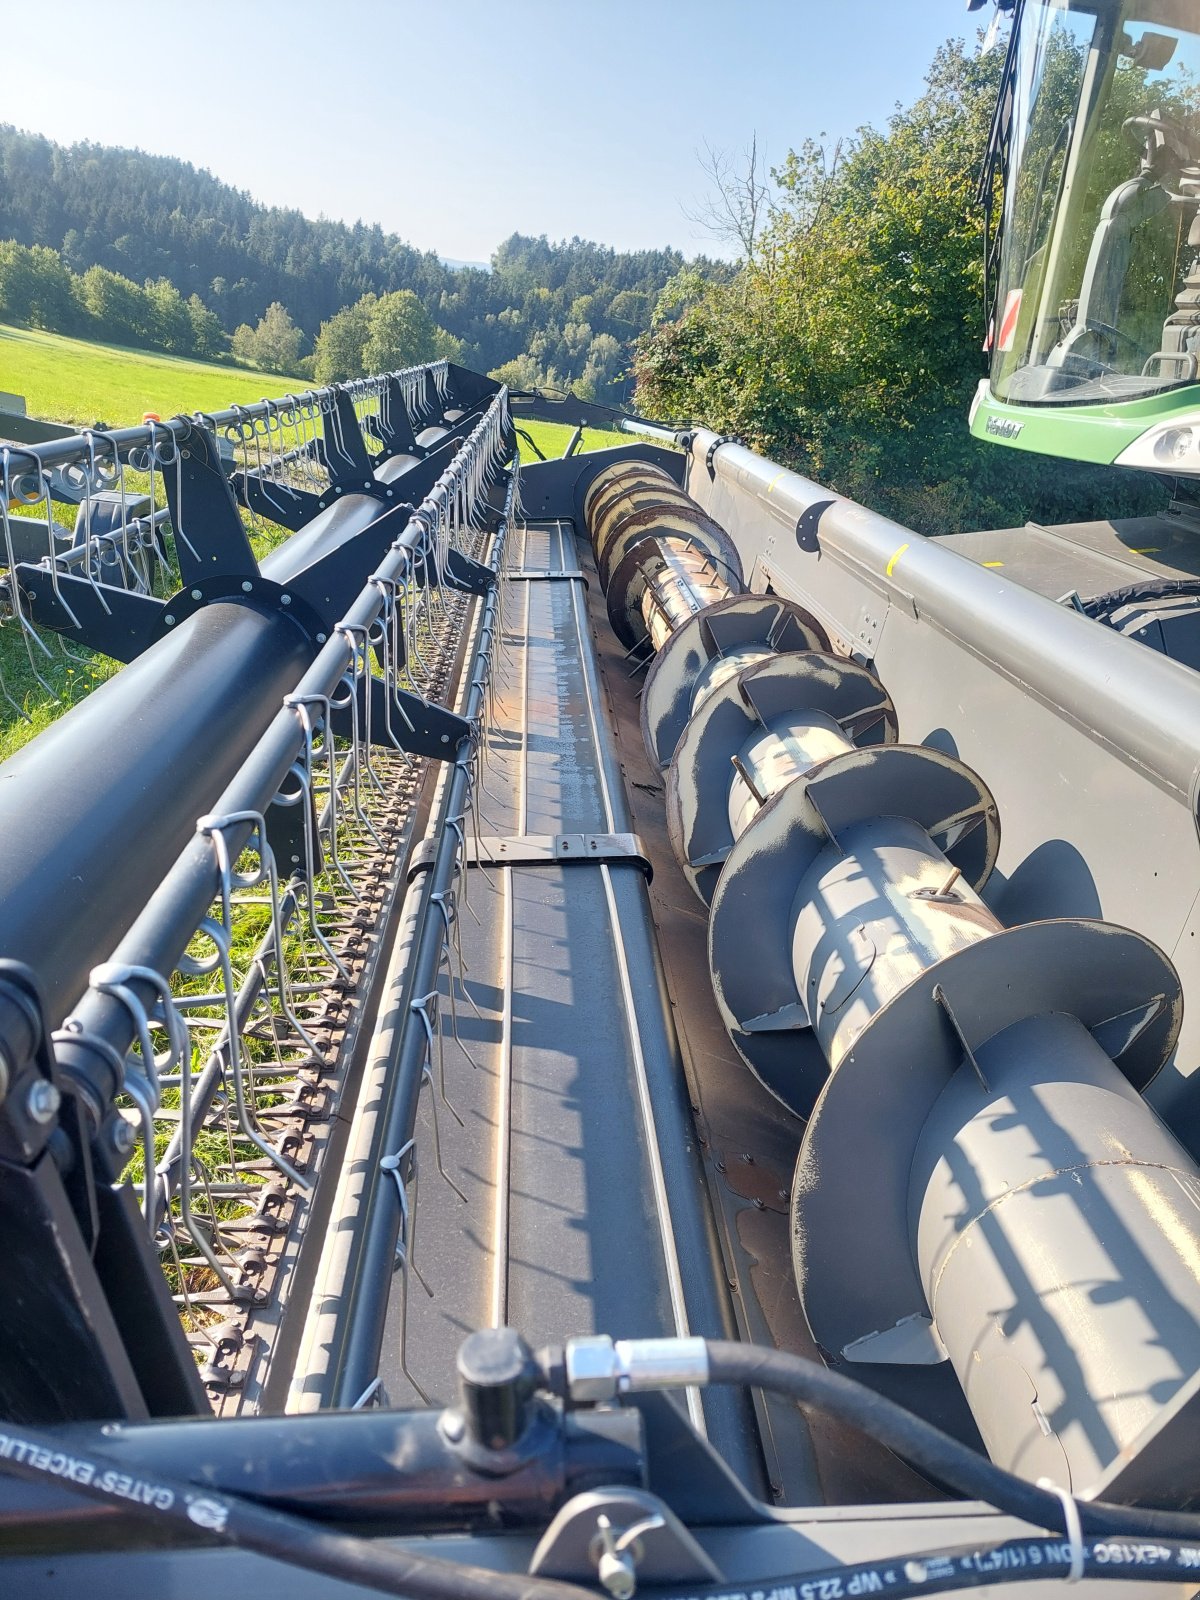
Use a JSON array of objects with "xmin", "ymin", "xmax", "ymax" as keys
[
  {"xmin": 335, "ymin": 486, "xmax": 343, "ymax": 495},
  {"xmin": 242, "ymin": 580, "xmax": 253, "ymax": 593},
  {"xmin": 164, "ymin": 614, "xmax": 176, "ymax": 626},
  {"xmin": 111, "ymin": 1118, "xmax": 136, "ymax": 1156},
  {"xmin": 441, "ymin": 1410, "xmax": 465, "ymax": 1444},
  {"xmin": 191, "ymin": 588, "xmax": 202, "ymax": 601},
  {"xmin": 281, "ymin": 593, "xmax": 291, "ymax": 606},
  {"xmin": 25, "ymin": 1080, "xmax": 60, "ymax": 1124},
  {"xmin": 440, "ymin": 733, "xmax": 450, "ymax": 744},
  {"xmin": 316, "ymin": 632, "xmax": 327, "ymax": 644}
]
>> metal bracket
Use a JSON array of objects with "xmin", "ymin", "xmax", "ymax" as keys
[
  {"xmin": 795, "ymin": 499, "xmax": 832, "ymax": 555},
  {"xmin": 231, "ymin": 474, "xmax": 322, "ymax": 532},
  {"xmin": 0, "ymin": 961, "xmax": 57, "ymax": 1166},
  {"xmin": 508, "ymin": 569, "xmax": 586, "ymax": 583},
  {"xmin": 441, "ymin": 546, "xmax": 494, "ymax": 596},
  {"xmin": 531, "ymin": 1487, "xmax": 722, "ymax": 1588},
  {"xmin": 374, "ymin": 375, "xmax": 425, "ymax": 460},
  {"xmin": 410, "ymin": 832, "xmax": 652, "ymax": 880},
  {"xmin": 153, "ymin": 573, "xmax": 327, "ymax": 649},
  {"xmin": 167, "ymin": 422, "xmax": 258, "ymax": 583},
  {"xmin": 323, "ymin": 389, "xmax": 376, "ymax": 487},
  {"xmin": 338, "ymin": 678, "xmax": 472, "ymax": 759},
  {"xmin": 15, "ymin": 565, "xmax": 165, "ymax": 661}
]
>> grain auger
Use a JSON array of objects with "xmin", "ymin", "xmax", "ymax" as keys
[{"xmin": 586, "ymin": 456, "xmax": 1200, "ymax": 1494}]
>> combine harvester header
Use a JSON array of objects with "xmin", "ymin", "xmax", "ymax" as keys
[{"xmin": 7, "ymin": 2, "xmax": 1200, "ymax": 1583}]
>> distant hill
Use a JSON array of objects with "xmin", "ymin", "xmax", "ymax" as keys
[
  {"xmin": 0, "ymin": 125, "xmax": 724, "ymax": 390},
  {"xmin": 440, "ymin": 257, "xmax": 491, "ymax": 273}
]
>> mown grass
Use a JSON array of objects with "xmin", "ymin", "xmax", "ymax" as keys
[
  {"xmin": 0, "ymin": 323, "xmax": 298, "ymax": 428},
  {"xmin": 515, "ymin": 416, "xmax": 636, "ymax": 459},
  {"xmin": 0, "ymin": 333, "xmax": 654, "ymax": 755}
]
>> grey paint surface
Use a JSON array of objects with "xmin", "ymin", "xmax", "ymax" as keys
[{"xmin": 373, "ymin": 519, "xmax": 763, "ymax": 1489}]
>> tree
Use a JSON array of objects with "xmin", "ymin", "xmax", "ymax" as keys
[
  {"xmin": 79, "ymin": 264, "xmax": 153, "ymax": 346},
  {"xmin": 0, "ymin": 242, "xmax": 79, "ymax": 331},
  {"xmin": 145, "ymin": 276, "xmax": 192, "ymax": 354},
  {"xmin": 230, "ymin": 322, "xmax": 258, "ymax": 366},
  {"xmin": 186, "ymin": 294, "xmax": 223, "ymax": 359},
  {"xmin": 313, "ymin": 295, "xmax": 375, "ymax": 383},
  {"xmin": 230, "ymin": 301, "xmax": 304, "ymax": 373},
  {"xmin": 362, "ymin": 289, "xmax": 444, "ymax": 371},
  {"xmin": 489, "ymin": 353, "xmax": 541, "ymax": 390},
  {"xmin": 577, "ymin": 332, "xmax": 623, "ymax": 401},
  {"xmin": 252, "ymin": 301, "xmax": 304, "ymax": 372},
  {"xmin": 683, "ymin": 134, "xmax": 774, "ymax": 262}
]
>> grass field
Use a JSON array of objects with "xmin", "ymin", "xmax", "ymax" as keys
[
  {"xmin": 0, "ymin": 323, "xmax": 297, "ymax": 427},
  {"xmin": 0, "ymin": 329, "xmax": 659, "ymax": 756},
  {"xmin": 514, "ymin": 416, "xmax": 631, "ymax": 458}
]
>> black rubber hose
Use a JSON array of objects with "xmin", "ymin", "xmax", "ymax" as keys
[
  {"xmin": 0, "ymin": 1421, "xmax": 593, "ymax": 1600},
  {"xmin": 702, "ymin": 1340, "xmax": 1200, "ymax": 1539}
]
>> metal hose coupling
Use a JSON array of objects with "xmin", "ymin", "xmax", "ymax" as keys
[{"xmin": 549, "ymin": 1336, "xmax": 710, "ymax": 1403}]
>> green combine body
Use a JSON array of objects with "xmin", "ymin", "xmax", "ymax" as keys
[{"xmin": 972, "ymin": 0, "xmax": 1200, "ymax": 473}]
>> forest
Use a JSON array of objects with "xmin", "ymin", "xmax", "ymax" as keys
[{"xmin": 0, "ymin": 124, "xmax": 729, "ymax": 398}]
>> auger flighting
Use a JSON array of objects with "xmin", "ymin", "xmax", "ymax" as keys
[{"xmin": 585, "ymin": 455, "xmax": 1200, "ymax": 1495}]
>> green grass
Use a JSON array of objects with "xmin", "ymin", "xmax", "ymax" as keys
[
  {"xmin": 0, "ymin": 332, "xmax": 658, "ymax": 757},
  {"xmin": 0, "ymin": 323, "xmax": 298, "ymax": 428},
  {"xmin": 0, "ymin": 325, "xmax": 309, "ymax": 755},
  {"xmin": 515, "ymin": 417, "xmax": 638, "ymax": 459}
]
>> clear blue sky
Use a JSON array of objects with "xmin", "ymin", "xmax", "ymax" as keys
[{"xmin": 2, "ymin": 1, "xmax": 981, "ymax": 263}]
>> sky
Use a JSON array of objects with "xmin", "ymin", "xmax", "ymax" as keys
[{"xmin": 1, "ymin": 1, "xmax": 982, "ymax": 263}]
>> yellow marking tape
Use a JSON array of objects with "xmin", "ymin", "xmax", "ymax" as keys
[
  {"xmin": 1131, "ymin": 547, "xmax": 1160, "ymax": 555},
  {"xmin": 885, "ymin": 543, "xmax": 909, "ymax": 578},
  {"xmin": 983, "ymin": 560, "xmax": 1004, "ymax": 568}
]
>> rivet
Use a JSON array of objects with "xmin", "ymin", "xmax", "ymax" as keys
[
  {"xmin": 242, "ymin": 580, "xmax": 253, "ymax": 593},
  {"xmin": 281, "ymin": 594, "xmax": 292, "ymax": 606},
  {"xmin": 164, "ymin": 614, "xmax": 176, "ymax": 626},
  {"xmin": 190, "ymin": 588, "xmax": 202, "ymax": 601},
  {"xmin": 316, "ymin": 632, "xmax": 327, "ymax": 644}
]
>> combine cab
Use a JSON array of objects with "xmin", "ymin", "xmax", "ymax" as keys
[{"xmin": 967, "ymin": 0, "xmax": 1200, "ymax": 664}]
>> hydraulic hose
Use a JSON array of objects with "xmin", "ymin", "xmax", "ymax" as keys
[
  {"xmin": 699, "ymin": 1341, "xmax": 1195, "ymax": 1540},
  {"xmin": 8, "ymin": 1338, "xmax": 1200, "ymax": 1598},
  {"xmin": 552, "ymin": 1336, "xmax": 1200, "ymax": 1542},
  {"xmin": 0, "ymin": 1419, "xmax": 593, "ymax": 1600}
]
